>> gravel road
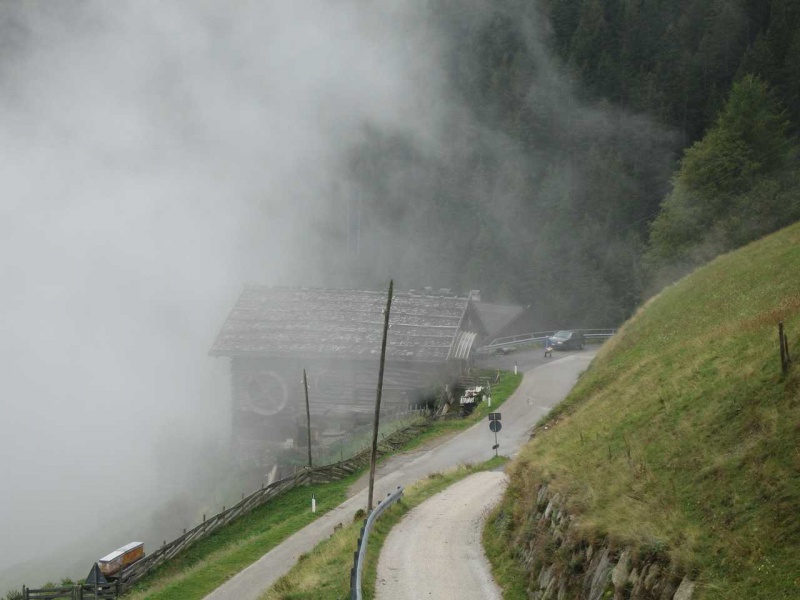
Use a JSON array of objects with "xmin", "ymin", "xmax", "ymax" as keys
[
  {"xmin": 375, "ymin": 471, "xmax": 507, "ymax": 600},
  {"xmin": 203, "ymin": 348, "xmax": 595, "ymax": 600}
]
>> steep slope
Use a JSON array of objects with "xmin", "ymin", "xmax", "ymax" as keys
[{"xmin": 490, "ymin": 221, "xmax": 800, "ymax": 599}]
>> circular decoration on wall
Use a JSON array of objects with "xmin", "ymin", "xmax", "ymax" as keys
[{"xmin": 243, "ymin": 371, "xmax": 289, "ymax": 416}]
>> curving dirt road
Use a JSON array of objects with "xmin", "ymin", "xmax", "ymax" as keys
[
  {"xmin": 204, "ymin": 348, "xmax": 595, "ymax": 600},
  {"xmin": 375, "ymin": 470, "xmax": 507, "ymax": 600}
]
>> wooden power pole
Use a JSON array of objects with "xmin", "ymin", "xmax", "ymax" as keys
[
  {"xmin": 368, "ymin": 279, "xmax": 393, "ymax": 512},
  {"xmin": 303, "ymin": 368, "xmax": 312, "ymax": 469}
]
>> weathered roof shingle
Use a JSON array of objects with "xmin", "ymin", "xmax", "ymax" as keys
[{"xmin": 210, "ymin": 287, "xmax": 470, "ymax": 362}]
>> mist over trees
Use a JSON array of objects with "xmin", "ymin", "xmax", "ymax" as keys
[
  {"xmin": 519, "ymin": 0, "xmax": 800, "ymax": 297},
  {"xmin": 329, "ymin": 0, "xmax": 800, "ymax": 325},
  {"xmin": 325, "ymin": 3, "xmax": 677, "ymax": 328},
  {"xmin": 647, "ymin": 75, "xmax": 799, "ymax": 280},
  {"xmin": 546, "ymin": 0, "xmax": 800, "ymax": 141}
]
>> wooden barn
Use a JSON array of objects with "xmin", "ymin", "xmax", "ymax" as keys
[{"xmin": 210, "ymin": 286, "xmax": 479, "ymax": 468}]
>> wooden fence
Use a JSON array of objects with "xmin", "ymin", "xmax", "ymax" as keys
[
  {"xmin": 17, "ymin": 413, "xmax": 431, "ymax": 599},
  {"xmin": 114, "ymin": 417, "xmax": 430, "ymax": 592},
  {"xmin": 23, "ymin": 583, "xmax": 118, "ymax": 600}
]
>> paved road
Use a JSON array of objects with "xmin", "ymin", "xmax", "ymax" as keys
[
  {"xmin": 375, "ymin": 471, "xmax": 507, "ymax": 600},
  {"xmin": 203, "ymin": 348, "xmax": 595, "ymax": 600}
]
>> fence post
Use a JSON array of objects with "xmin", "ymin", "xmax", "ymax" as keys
[
  {"xmin": 351, "ymin": 550, "xmax": 359, "ymax": 600},
  {"xmin": 780, "ymin": 321, "xmax": 788, "ymax": 373},
  {"xmin": 784, "ymin": 325, "xmax": 791, "ymax": 363}
]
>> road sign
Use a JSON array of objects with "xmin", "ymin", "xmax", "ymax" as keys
[{"xmin": 489, "ymin": 413, "xmax": 502, "ymax": 457}]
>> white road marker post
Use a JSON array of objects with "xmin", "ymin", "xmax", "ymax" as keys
[{"xmin": 312, "ymin": 493, "xmax": 316, "ymax": 513}]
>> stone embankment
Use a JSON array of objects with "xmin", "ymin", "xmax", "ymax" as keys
[{"xmin": 490, "ymin": 482, "xmax": 696, "ymax": 600}]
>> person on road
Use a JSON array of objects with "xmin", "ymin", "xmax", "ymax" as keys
[{"xmin": 544, "ymin": 336, "xmax": 553, "ymax": 358}]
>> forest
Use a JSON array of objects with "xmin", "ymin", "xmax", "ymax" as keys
[{"xmin": 333, "ymin": 0, "xmax": 800, "ymax": 328}]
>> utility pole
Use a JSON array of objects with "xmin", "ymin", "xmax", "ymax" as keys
[
  {"xmin": 368, "ymin": 279, "xmax": 393, "ymax": 512},
  {"xmin": 303, "ymin": 369, "xmax": 312, "ymax": 469}
]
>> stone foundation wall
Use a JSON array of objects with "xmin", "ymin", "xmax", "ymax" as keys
[{"xmin": 491, "ymin": 482, "xmax": 696, "ymax": 600}]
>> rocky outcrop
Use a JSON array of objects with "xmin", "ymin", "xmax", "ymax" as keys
[{"xmin": 491, "ymin": 482, "xmax": 695, "ymax": 600}]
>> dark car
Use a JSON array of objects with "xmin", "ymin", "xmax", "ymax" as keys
[{"xmin": 549, "ymin": 330, "xmax": 585, "ymax": 350}]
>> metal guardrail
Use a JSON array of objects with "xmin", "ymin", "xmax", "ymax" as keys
[
  {"xmin": 481, "ymin": 328, "xmax": 617, "ymax": 351},
  {"xmin": 349, "ymin": 486, "xmax": 404, "ymax": 600}
]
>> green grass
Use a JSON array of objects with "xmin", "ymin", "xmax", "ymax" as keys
[
  {"xmin": 261, "ymin": 457, "xmax": 508, "ymax": 600},
  {"xmin": 482, "ymin": 504, "xmax": 530, "ymax": 600},
  {"xmin": 124, "ymin": 475, "xmax": 358, "ymax": 600},
  {"xmin": 487, "ymin": 222, "xmax": 800, "ymax": 599}
]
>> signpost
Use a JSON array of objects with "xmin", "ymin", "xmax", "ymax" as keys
[{"xmin": 488, "ymin": 413, "xmax": 501, "ymax": 456}]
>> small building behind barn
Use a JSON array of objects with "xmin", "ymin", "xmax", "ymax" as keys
[
  {"xmin": 210, "ymin": 286, "xmax": 479, "ymax": 470},
  {"xmin": 470, "ymin": 299, "xmax": 526, "ymax": 344},
  {"xmin": 466, "ymin": 291, "xmax": 547, "ymax": 348}
]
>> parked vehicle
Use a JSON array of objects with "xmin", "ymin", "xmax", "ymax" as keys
[{"xmin": 550, "ymin": 330, "xmax": 585, "ymax": 350}]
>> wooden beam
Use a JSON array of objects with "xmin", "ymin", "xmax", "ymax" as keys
[{"xmin": 368, "ymin": 280, "xmax": 393, "ymax": 512}]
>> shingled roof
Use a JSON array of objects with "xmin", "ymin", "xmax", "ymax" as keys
[{"xmin": 210, "ymin": 287, "xmax": 471, "ymax": 362}]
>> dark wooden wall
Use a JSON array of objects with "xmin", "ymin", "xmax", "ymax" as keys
[{"xmin": 228, "ymin": 355, "xmax": 446, "ymax": 467}]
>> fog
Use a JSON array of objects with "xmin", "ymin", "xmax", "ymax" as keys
[
  {"xmin": 0, "ymin": 1, "xmax": 676, "ymax": 591},
  {"xmin": 0, "ymin": 1, "xmax": 453, "ymax": 589}
]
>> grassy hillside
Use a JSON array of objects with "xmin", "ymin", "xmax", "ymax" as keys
[{"xmin": 496, "ymin": 222, "xmax": 800, "ymax": 598}]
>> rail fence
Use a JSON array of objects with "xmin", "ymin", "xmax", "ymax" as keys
[
  {"xmin": 21, "ymin": 415, "xmax": 432, "ymax": 599},
  {"xmin": 22, "ymin": 583, "xmax": 118, "ymax": 600},
  {"xmin": 481, "ymin": 328, "xmax": 617, "ymax": 351},
  {"xmin": 117, "ymin": 418, "xmax": 430, "ymax": 591}
]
